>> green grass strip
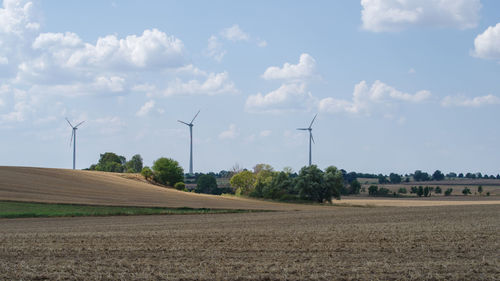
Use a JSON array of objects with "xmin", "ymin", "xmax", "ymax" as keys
[{"xmin": 0, "ymin": 201, "xmax": 264, "ymax": 218}]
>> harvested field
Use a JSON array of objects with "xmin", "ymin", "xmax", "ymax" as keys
[
  {"xmin": 1, "ymin": 204, "xmax": 498, "ymax": 280},
  {"xmin": 1, "ymin": 166, "xmax": 498, "ymax": 209},
  {"xmin": 0, "ymin": 166, "xmax": 307, "ymax": 211}
]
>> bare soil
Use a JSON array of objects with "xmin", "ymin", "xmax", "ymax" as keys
[{"xmin": 0, "ymin": 205, "xmax": 498, "ymax": 280}]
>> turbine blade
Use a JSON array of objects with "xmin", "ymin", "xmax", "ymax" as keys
[
  {"xmin": 297, "ymin": 128, "xmax": 308, "ymax": 130},
  {"xmin": 69, "ymin": 130, "xmax": 74, "ymax": 147},
  {"xmin": 309, "ymin": 114, "xmax": 318, "ymax": 128},
  {"xmin": 65, "ymin": 118, "xmax": 74, "ymax": 128},
  {"xmin": 74, "ymin": 120, "xmax": 85, "ymax": 128},
  {"xmin": 178, "ymin": 120, "xmax": 190, "ymax": 126},
  {"xmin": 311, "ymin": 133, "xmax": 315, "ymax": 144},
  {"xmin": 190, "ymin": 110, "xmax": 200, "ymax": 124}
]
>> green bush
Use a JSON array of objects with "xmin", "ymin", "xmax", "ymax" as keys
[
  {"xmin": 398, "ymin": 187, "xmax": 407, "ymax": 194},
  {"xmin": 174, "ymin": 182, "xmax": 186, "ymax": 190},
  {"xmin": 435, "ymin": 186, "xmax": 442, "ymax": 194},
  {"xmin": 462, "ymin": 187, "xmax": 471, "ymax": 196},
  {"xmin": 141, "ymin": 166, "xmax": 153, "ymax": 181},
  {"xmin": 195, "ymin": 174, "xmax": 220, "ymax": 195},
  {"xmin": 444, "ymin": 188, "xmax": 453, "ymax": 196}
]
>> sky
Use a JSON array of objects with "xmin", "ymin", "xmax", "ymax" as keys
[{"xmin": 0, "ymin": 0, "xmax": 499, "ymax": 175}]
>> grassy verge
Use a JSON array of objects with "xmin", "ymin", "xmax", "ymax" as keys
[{"xmin": 0, "ymin": 201, "xmax": 263, "ymax": 219}]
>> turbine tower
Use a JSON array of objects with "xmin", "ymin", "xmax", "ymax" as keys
[
  {"xmin": 297, "ymin": 114, "xmax": 317, "ymax": 166},
  {"xmin": 66, "ymin": 118, "xmax": 85, "ymax": 170},
  {"xmin": 178, "ymin": 110, "xmax": 200, "ymax": 175}
]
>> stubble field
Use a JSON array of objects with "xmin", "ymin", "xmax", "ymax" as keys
[{"xmin": 1, "ymin": 204, "xmax": 498, "ymax": 280}]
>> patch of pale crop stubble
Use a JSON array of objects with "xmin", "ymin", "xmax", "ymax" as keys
[{"xmin": 0, "ymin": 205, "xmax": 498, "ymax": 280}]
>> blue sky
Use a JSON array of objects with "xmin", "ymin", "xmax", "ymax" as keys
[{"xmin": 1, "ymin": 0, "xmax": 499, "ymax": 175}]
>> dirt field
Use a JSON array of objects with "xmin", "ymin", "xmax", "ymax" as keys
[{"xmin": 1, "ymin": 204, "xmax": 498, "ymax": 280}]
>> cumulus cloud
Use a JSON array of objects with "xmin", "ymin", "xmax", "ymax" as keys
[
  {"xmin": 206, "ymin": 24, "xmax": 265, "ymax": 61},
  {"xmin": 245, "ymin": 83, "xmax": 316, "ymax": 114},
  {"xmin": 472, "ymin": 23, "xmax": 500, "ymax": 62},
  {"xmin": 219, "ymin": 123, "xmax": 238, "ymax": 139},
  {"xmin": 206, "ymin": 35, "xmax": 226, "ymax": 62},
  {"xmin": 136, "ymin": 100, "xmax": 155, "ymax": 116},
  {"xmin": 441, "ymin": 94, "xmax": 500, "ymax": 107},
  {"xmin": 163, "ymin": 71, "xmax": 237, "ymax": 96},
  {"xmin": 361, "ymin": 0, "xmax": 481, "ymax": 32},
  {"xmin": 220, "ymin": 24, "xmax": 249, "ymax": 41},
  {"xmin": 31, "ymin": 29, "xmax": 184, "ymax": 70},
  {"xmin": 318, "ymin": 80, "xmax": 431, "ymax": 115},
  {"xmin": 0, "ymin": 0, "xmax": 40, "ymax": 36},
  {"xmin": 262, "ymin": 53, "xmax": 316, "ymax": 81}
]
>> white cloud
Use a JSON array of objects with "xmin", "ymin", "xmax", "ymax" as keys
[
  {"xmin": 220, "ymin": 24, "xmax": 249, "ymax": 41},
  {"xmin": 361, "ymin": 0, "xmax": 481, "ymax": 32},
  {"xmin": 163, "ymin": 71, "xmax": 237, "ymax": 96},
  {"xmin": 0, "ymin": 0, "xmax": 40, "ymax": 36},
  {"xmin": 318, "ymin": 80, "xmax": 431, "ymax": 115},
  {"xmin": 206, "ymin": 25, "xmax": 265, "ymax": 61},
  {"xmin": 245, "ymin": 83, "xmax": 315, "ymax": 113},
  {"xmin": 0, "ymin": 56, "xmax": 8, "ymax": 64},
  {"xmin": 259, "ymin": 130, "xmax": 272, "ymax": 137},
  {"xmin": 31, "ymin": 29, "xmax": 184, "ymax": 70},
  {"xmin": 92, "ymin": 116, "xmax": 125, "ymax": 135},
  {"xmin": 408, "ymin": 68, "xmax": 416, "ymax": 74},
  {"xmin": 136, "ymin": 100, "xmax": 155, "ymax": 116},
  {"xmin": 472, "ymin": 23, "xmax": 500, "ymax": 62},
  {"xmin": 219, "ymin": 123, "xmax": 238, "ymax": 139},
  {"xmin": 206, "ymin": 35, "xmax": 225, "ymax": 62},
  {"xmin": 441, "ymin": 94, "xmax": 500, "ymax": 107},
  {"xmin": 262, "ymin": 53, "xmax": 316, "ymax": 81}
]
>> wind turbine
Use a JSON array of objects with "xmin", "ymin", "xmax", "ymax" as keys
[
  {"xmin": 66, "ymin": 118, "xmax": 85, "ymax": 170},
  {"xmin": 297, "ymin": 114, "xmax": 317, "ymax": 166},
  {"xmin": 178, "ymin": 110, "xmax": 200, "ymax": 175}
]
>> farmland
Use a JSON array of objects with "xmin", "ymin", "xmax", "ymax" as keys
[
  {"xmin": 0, "ymin": 166, "xmax": 499, "ymax": 280},
  {"xmin": 1, "ymin": 205, "xmax": 498, "ymax": 280}
]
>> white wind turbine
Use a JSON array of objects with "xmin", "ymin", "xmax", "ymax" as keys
[
  {"xmin": 66, "ymin": 118, "xmax": 85, "ymax": 170},
  {"xmin": 297, "ymin": 114, "xmax": 317, "ymax": 166},
  {"xmin": 178, "ymin": 110, "xmax": 200, "ymax": 175}
]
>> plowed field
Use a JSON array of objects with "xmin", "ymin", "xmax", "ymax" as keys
[{"xmin": 1, "ymin": 205, "xmax": 498, "ymax": 280}]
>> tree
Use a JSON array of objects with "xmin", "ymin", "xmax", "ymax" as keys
[
  {"xmin": 477, "ymin": 185, "xmax": 483, "ymax": 195},
  {"xmin": 294, "ymin": 165, "xmax": 341, "ymax": 203},
  {"xmin": 435, "ymin": 186, "xmax": 442, "ymax": 194},
  {"xmin": 368, "ymin": 185, "xmax": 378, "ymax": 196},
  {"xmin": 348, "ymin": 179, "xmax": 361, "ymax": 195},
  {"xmin": 125, "ymin": 154, "xmax": 143, "ymax": 173},
  {"xmin": 378, "ymin": 174, "xmax": 389, "ymax": 184},
  {"xmin": 410, "ymin": 186, "xmax": 418, "ymax": 194},
  {"xmin": 92, "ymin": 152, "xmax": 126, "ymax": 172},
  {"xmin": 152, "ymin": 157, "xmax": 184, "ymax": 186},
  {"xmin": 458, "ymin": 173, "xmax": 464, "ymax": 178},
  {"xmin": 141, "ymin": 166, "xmax": 153, "ymax": 181},
  {"xmin": 323, "ymin": 166, "xmax": 343, "ymax": 200},
  {"xmin": 444, "ymin": 188, "xmax": 453, "ymax": 196},
  {"xmin": 262, "ymin": 171, "xmax": 291, "ymax": 200},
  {"xmin": 389, "ymin": 173, "xmax": 402, "ymax": 184},
  {"xmin": 253, "ymin": 163, "xmax": 274, "ymax": 174},
  {"xmin": 432, "ymin": 170, "xmax": 445, "ymax": 181},
  {"xmin": 398, "ymin": 187, "xmax": 407, "ymax": 194},
  {"xmin": 423, "ymin": 186, "xmax": 431, "ymax": 197},
  {"xmin": 446, "ymin": 172, "xmax": 457, "ymax": 178},
  {"xmin": 195, "ymin": 174, "xmax": 219, "ymax": 194},
  {"xmin": 462, "ymin": 187, "xmax": 471, "ymax": 195},
  {"xmin": 230, "ymin": 170, "xmax": 256, "ymax": 196},
  {"xmin": 414, "ymin": 170, "xmax": 430, "ymax": 181},
  {"xmin": 417, "ymin": 186, "xmax": 424, "ymax": 197}
]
